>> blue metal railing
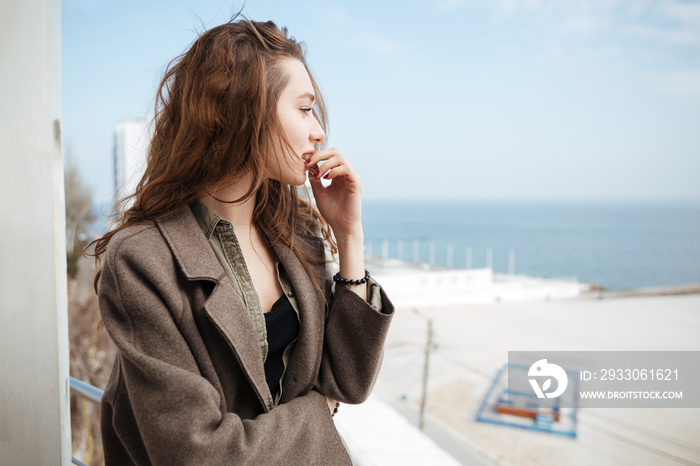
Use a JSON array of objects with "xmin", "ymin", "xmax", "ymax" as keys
[
  {"xmin": 70, "ymin": 376, "xmax": 104, "ymax": 466},
  {"xmin": 70, "ymin": 376, "xmax": 103, "ymax": 404}
]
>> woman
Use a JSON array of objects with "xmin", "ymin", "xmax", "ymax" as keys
[{"xmin": 91, "ymin": 17, "xmax": 394, "ymax": 465}]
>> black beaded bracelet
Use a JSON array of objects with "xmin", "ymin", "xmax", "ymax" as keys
[
  {"xmin": 331, "ymin": 401, "xmax": 340, "ymax": 418},
  {"xmin": 332, "ymin": 269, "xmax": 370, "ymax": 286}
]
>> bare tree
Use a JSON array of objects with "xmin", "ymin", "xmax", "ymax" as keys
[
  {"xmin": 64, "ymin": 148, "xmax": 112, "ymax": 464},
  {"xmin": 64, "ymin": 151, "xmax": 95, "ymax": 277}
]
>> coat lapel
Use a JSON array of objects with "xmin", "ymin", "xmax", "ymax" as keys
[
  {"xmin": 272, "ymin": 234, "xmax": 327, "ymax": 404},
  {"xmin": 155, "ymin": 206, "xmax": 271, "ymax": 411},
  {"xmin": 201, "ymin": 278, "xmax": 272, "ymax": 410}
]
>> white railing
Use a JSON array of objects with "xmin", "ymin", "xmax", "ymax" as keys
[{"xmin": 366, "ymin": 239, "xmax": 516, "ymax": 274}]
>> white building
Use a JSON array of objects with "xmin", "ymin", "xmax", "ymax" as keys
[{"xmin": 114, "ymin": 118, "xmax": 153, "ymax": 203}]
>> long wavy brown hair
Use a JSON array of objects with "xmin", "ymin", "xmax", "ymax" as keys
[{"xmin": 89, "ymin": 16, "xmax": 337, "ymax": 308}]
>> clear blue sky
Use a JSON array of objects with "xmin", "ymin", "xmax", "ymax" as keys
[{"xmin": 63, "ymin": 0, "xmax": 700, "ymax": 205}]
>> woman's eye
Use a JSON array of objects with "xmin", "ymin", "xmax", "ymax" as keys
[{"xmin": 301, "ymin": 108, "xmax": 313, "ymax": 114}]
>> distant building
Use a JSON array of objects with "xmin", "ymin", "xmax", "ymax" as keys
[{"xmin": 114, "ymin": 118, "xmax": 153, "ymax": 204}]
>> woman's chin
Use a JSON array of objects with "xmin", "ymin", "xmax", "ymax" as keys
[
  {"xmin": 269, "ymin": 169, "xmax": 307, "ymax": 187},
  {"xmin": 284, "ymin": 172, "xmax": 308, "ymax": 187}
]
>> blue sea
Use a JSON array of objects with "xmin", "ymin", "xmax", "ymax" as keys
[{"xmin": 362, "ymin": 200, "xmax": 700, "ymax": 291}]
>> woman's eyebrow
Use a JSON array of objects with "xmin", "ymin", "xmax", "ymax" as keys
[{"xmin": 297, "ymin": 92, "xmax": 316, "ymax": 103}]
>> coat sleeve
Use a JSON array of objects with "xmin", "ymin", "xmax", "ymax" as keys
[
  {"xmin": 99, "ymin": 232, "xmax": 348, "ymax": 466},
  {"xmin": 314, "ymin": 259, "xmax": 395, "ymax": 404}
]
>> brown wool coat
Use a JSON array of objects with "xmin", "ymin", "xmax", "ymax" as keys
[{"xmin": 98, "ymin": 206, "xmax": 395, "ymax": 465}]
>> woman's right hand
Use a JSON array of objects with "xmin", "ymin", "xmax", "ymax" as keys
[{"xmin": 325, "ymin": 396, "xmax": 338, "ymax": 416}]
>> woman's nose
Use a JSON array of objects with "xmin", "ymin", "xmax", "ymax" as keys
[{"xmin": 310, "ymin": 116, "xmax": 325, "ymax": 143}]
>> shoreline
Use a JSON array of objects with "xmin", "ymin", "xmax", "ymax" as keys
[{"xmin": 581, "ymin": 283, "xmax": 700, "ymax": 299}]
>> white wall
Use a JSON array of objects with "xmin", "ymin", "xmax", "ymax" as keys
[
  {"xmin": 0, "ymin": 0, "xmax": 70, "ymax": 464},
  {"xmin": 374, "ymin": 268, "xmax": 586, "ymax": 307}
]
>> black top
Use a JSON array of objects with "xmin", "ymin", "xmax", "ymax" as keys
[{"xmin": 263, "ymin": 293, "xmax": 300, "ymax": 400}]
